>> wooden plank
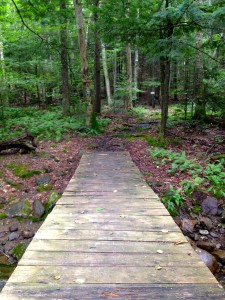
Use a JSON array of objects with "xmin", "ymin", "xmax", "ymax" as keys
[
  {"xmin": 40, "ymin": 215, "xmax": 180, "ymax": 231},
  {"xmin": 26, "ymin": 239, "xmax": 194, "ymax": 253},
  {"xmin": 19, "ymin": 251, "xmax": 205, "ymax": 267},
  {"xmin": 34, "ymin": 229, "xmax": 185, "ymax": 241},
  {"xmin": 2, "ymin": 284, "xmax": 224, "ymax": 300},
  {"xmin": 50, "ymin": 206, "xmax": 170, "ymax": 216},
  {"xmin": 5, "ymin": 266, "xmax": 217, "ymax": 284}
]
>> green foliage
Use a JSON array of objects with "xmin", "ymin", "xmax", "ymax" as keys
[
  {"xmin": 13, "ymin": 165, "xmax": 41, "ymax": 179},
  {"xmin": 11, "ymin": 243, "xmax": 26, "ymax": 260},
  {"xmin": 37, "ymin": 184, "xmax": 53, "ymax": 192},
  {"xmin": 147, "ymin": 135, "xmax": 167, "ymax": 148},
  {"xmin": 162, "ymin": 186, "xmax": 184, "ymax": 216},
  {"xmin": 149, "ymin": 147, "xmax": 225, "ymax": 200},
  {"xmin": 6, "ymin": 180, "xmax": 22, "ymax": 190},
  {"xmin": 0, "ymin": 212, "xmax": 7, "ymax": 220}
]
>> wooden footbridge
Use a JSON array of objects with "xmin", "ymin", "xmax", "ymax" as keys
[{"xmin": 1, "ymin": 152, "xmax": 224, "ymax": 299}]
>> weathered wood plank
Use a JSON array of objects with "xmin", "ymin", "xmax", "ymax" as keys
[
  {"xmin": 26, "ymin": 239, "xmax": 195, "ymax": 253},
  {"xmin": 34, "ymin": 229, "xmax": 185, "ymax": 241},
  {"xmin": 40, "ymin": 215, "xmax": 180, "ymax": 231},
  {"xmin": 5, "ymin": 266, "xmax": 217, "ymax": 284},
  {"xmin": 2, "ymin": 284, "xmax": 225, "ymax": 300},
  {"xmin": 19, "ymin": 251, "xmax": 205, "ymax": 267},
  {"xmin": 51, "ymin": 205, "xmax": 169, "ymax": 215}
]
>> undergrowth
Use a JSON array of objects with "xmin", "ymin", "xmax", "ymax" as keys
[
  {"xmin": 0, "ymin": 106, "xmax": 110, "ymax": 142},
  {"xmin": 148, "ymin": 147, "xmax": 225, "ymax": 215}
]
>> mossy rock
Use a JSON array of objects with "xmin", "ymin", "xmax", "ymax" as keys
[
  {"xmin": 6, "ymin": 200, "xmax": 31, "ymax": 218},
  {"xmin": 44, "ymin": 191, "xmax": 60, "ymax": 213},
  {"xmin": 11, "ymin": 243, "xmax": 26, "ymax": 260}
]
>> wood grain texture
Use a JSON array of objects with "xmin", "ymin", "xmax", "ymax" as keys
[{"xmin": 1, "ymin": 151, "xmax": 224, "ymax": 299}]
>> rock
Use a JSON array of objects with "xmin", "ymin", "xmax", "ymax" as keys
[
  {"xmin": 180, "ymin": 219, "xmax": 197, "ymax": 234},
  {"xmin": 216, "ymin": 244, "xmax": 221, "ymax": 249},
  {"xmin": 196, "ymin": 241, "xmax": 215, "ymax": 252},
  {"xmin": 7, "ymin": 257, "xmax": 16, "ymax": 265},
  {"xmin": 21, "ymin": 230, "xmax": 34, "ymax": 239},
  {"xmin": 210, "ymin": 232, "xmax": 219, "ymax": 238},
  {"xmin": 44, "ymin": 167, "xmax": 53, "ymax": 173},
  {"xmin": 199, "ymin": 217, "xmax": 213, "ymax": 230},
  {"xmin": 45, "ymin": 191, "xmax": 60, "ymax": 212},
  {"xmin": 33, "ymin": 200, "xmax": 45, "ymax": 218},
  {"xmin": 8, "ymin": 232, "xmax": 20, "ymax": 241},
  {"xmin": 36, "ymin": 174, "xmax": 52, "ymax": 186},
  {"xmin": 0, "ymin": 197, "xmax": 6, "ymax": 204},
  {"xmin": 9, "ymin": 225, "xmax": 18, "ymax": 232},
  {"xmin": 201, "ymin": 197, "xmax": 218, "ymax": 216},
  {"xmin": 5, "ymin": 200, "xmax": 31, "ymax": 218},
  {"xmin": 199, "ymin": 230, "xmax": 209, "ymax": 235},
  {"xmin": 212, "ymin": 250, "xmax": 225, "ymax": 264},
  {"xmin": 195, "ymin": 247, "xmax": 218, "ymax": 274},
  {"xmin": 192, "ymin": 190, "xmax": 207, "ymax": 202},
  {"xmin": 0, "ymin": 252, "xmax": 8, "ymax": 264}
]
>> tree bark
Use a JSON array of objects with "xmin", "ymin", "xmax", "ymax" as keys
[
  {"xmin": 133, "ymin": 48, "xmax": 139, "ymax": 101},
  {"xmin": 126, "ymin": 44, "xmax": 133, "ymax": 110},
  {"xmin": 73, "ymin": 0, "xmax": 92, "ymax": 127},
  {"xmin": 102, "ymin": 43, "xmax": 112, "ymax": 106},
  {"xmin": 93, "ymin": 0, "xmax": 101, "ymax": 114},
  {"xmin": 60, "ymin": 0, "xmax": 70, "ymax": 115}
]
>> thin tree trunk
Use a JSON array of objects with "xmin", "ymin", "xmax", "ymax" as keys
[
  {"xmin": 102, "ymin": 43, "xmax": 112, "ymax": 106},
  {"xmin": 94, "ymin": 0, "xmax": 101, "ymax": 114},
  {"xmin": 133, "ymin": 48, "xmax": 139, "ymax": 101},
  {"xmin": 193, "ymin": 0, "xmax": 205, "ymax": 120},
  {"xmin": 73, "ymin": 0, "xmax": 92, "ymax": 127},
  {"xmin": 113, "ymin": 50, "xmax": 117, "ymax": 95},
  {"xmin": 60, "ymin": 0, "xmax": 70, "ymax": 115},
  {"xmin": 126, "ymin": 44, "xmax": 133, "ymax": 110}
]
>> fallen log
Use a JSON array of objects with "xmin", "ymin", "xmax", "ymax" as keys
[{"xmin": 0, "ymin": 132, "xmax": 37, "ymax": 154}]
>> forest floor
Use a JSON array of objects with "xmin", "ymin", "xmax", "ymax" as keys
[{"xmin": 0, "ymin": 107, "xmax": 225, "ymax": 287}]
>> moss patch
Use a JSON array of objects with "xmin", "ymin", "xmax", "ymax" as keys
[
  {"xmin": 11, "ymin": 243, "xmax": 26, "ymax": 260},
  {"xmin": 0, "ymin": 212, "xmax": 7, "ymax": 220},
  {"xmin": 37, "ymin": 184, "xmax": 52, "ymax": 192},
  {"xmin": 14, "ymin": 165, "xmax": 41, "ymax": 179}
]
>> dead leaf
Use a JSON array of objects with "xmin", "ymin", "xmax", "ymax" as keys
[
  {"xmin": 53, "ymin": 275, "xmax": 61, "ymax": 280},
  {"xmin": 174, "ymin": 241, "xmax": 188, "ymax": 245},
  {"xmin": 101, "ymin": 291, "xmax": 119, "ymax": 297},
  {"xmin": 156, "ymin": 250, "xmax": 163, "ymax": 254},
  {"xmin": 155, "ymin": 265, "xmax": 162, "ymax": 270}
]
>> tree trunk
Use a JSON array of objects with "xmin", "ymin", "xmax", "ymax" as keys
[
  {"xmin": 193, "ymin": 0, "xmax": 206, "ymax": 120},
  {"xmin": 73, "ymin": 0, "xmax": 92, "ymax": 127},
  {"xmin": 60, "ymin": 0, "xmax": 70, "ymax": 115},
  {"xmin": 113, "ymin": 50, "xmax": 117, "ymax": 95},
  {"xmin": 126, "ymin": 44, "xmax": 133, "ymax": 110},
  {"xmin": 102, "ymin": 43, "xmax": 112, "ymax": 106},
  {"xmin": 159, "ymin": 0, "xmax": 174, "ymax": 136},
  {"xmin": 133, "ymin": 48, "xmax": 139, "ymax": 101},
  {"xmin": 160, "ymin": 57, "xmax": 170, "ymax": 136},
  {"xmin": 93, "ymin": 0, "xmax": 101, "ymax": 114}
]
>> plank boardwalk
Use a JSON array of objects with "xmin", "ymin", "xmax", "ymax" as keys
[{"xmin": 1, "ymin": 152, "xmax": 225, "ymax": 299}]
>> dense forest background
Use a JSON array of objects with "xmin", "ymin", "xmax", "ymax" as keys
[{"xmin": 0, "ymin": 0, "xmax": 225, "ymax": 137}]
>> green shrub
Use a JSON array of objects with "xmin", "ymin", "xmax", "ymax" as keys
[{"xmin": 162, "ymin": 185, "xmax": 184, "ymax": 216}]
